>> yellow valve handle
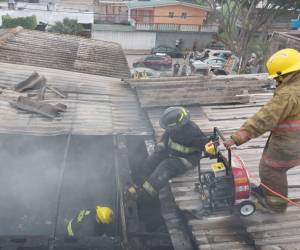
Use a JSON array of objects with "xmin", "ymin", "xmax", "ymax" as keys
[{"xmin": 205, "ymin": 141, "xmax": 217, "ymax": 156}]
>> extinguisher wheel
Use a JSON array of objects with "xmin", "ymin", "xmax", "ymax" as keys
[{"xmin": 238, "ymin": 201, "xmax": 256, "ymax": 216}]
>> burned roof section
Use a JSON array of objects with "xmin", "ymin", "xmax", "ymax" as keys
[
  {"xmin": 0, "ymin": 62, "xmax": 151, "ymax": 136},
  {"xmin": 0, "ymin": 27, "xmax": 130, "ymax": 79}
]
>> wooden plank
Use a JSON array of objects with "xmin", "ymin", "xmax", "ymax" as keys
[
  {"xmin": 140, "ymin": 96, "xmax": 250, "ymax": 108},
  {"xmin": 159, "ymin": 186, "xmax": 194, "ymax": 250}
]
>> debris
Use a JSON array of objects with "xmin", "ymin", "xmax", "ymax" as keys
[
  {"xmin": 47, "ymin": 85, "xmax": 67, "ymax": 98},
  {"xmin": 15, "ymin": 72, "xmax": 46, "ymax": 92},
  {"xmin": 10, "ymin": 96, "xmax": 66, "ymax": 119},
  {"xmin": 37, "ymin": 84, "xmax": 47, "ymax": 100},
  {"xmin": 15, "ymin": 72, "xmax": 67, "ymax": 98},
  {"xmin": 8, "ymin": 72, "xmax": 68, "ymax": 118}
]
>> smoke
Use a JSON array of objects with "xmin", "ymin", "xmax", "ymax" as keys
[{"xmin": 0, "ymin": 134, "xmax": 116, "ymax": 236}]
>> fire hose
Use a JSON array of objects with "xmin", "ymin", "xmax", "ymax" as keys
[{"xmin": 230, "ymin": 147, "xmax": 300, "ymax": 209}]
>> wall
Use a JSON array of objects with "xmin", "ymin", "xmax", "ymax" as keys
[
  {"xmin": 92, "ymin": 30, "xmax": 156, "ymax": 50},
  {"xmin": 95, "ymin": 2, "xmax": 128, "ymax": 24},
  {"xmin": 93, "ymin": 29, "xmax": 213, "ymax": 50},
  {"xmin": 156, "ymin": 31, "xmax": 213, "ymax": 50},
  {"xmin": 153, "ymin": 5, "xmax": 207, "ymax": 25},
  {"xmin": 131, "ymin": 8, "xmax": 155, "ymax": 24},
  {"xmin": 266, "ymin": 32, "xmax": 300, "ymax": 60},
  {"xmin": 0, "ymin": 9, "xmax": 94, "ymax": 26}
]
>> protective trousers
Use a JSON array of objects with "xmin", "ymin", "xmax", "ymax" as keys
[
  {"xmin": 139, "ymin": 150, "xmax": 188, "ymax": 197},
  {"xmin": 259, "ymin": 160, "xmax": 291, "ymax": 213}
]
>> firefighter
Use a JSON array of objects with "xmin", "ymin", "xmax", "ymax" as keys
[
  {"xmin": 224, "ymin": 48, "xmax": 300, "ymax": 213},
  {"xmin": 128, "ymin": 107, "xmax": 207, "ymax": 199},
  {"xmin": 67, "ymin": 205, "xmax": 114, "ymax": 237}
]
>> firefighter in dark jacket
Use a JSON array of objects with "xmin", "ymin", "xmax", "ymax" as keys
[
  {"xmin": 128, "ymin": 107, "xmax": 208, "ymax": 198},
  {"xmin": 67, "ymin": 205, "xmax": 114, "ymax": 237}
]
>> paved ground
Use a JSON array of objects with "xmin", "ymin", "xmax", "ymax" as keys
[
  {"xmin": 126, "ymin": 54, "xmax": 144, "ymax": 68},
  {"xmin": 125, "ymin": 53, "xmax": 190, "ymax": 77},
  {"xmin": 126, "ymin": 54, "xmax": 187, "ymax": 68}
]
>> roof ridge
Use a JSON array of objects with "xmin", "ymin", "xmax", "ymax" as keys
[{"xmin": 0, "ymin": 26, "xmax": 23, "ymax": 46}]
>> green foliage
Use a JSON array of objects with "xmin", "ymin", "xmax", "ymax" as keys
[
  {"xmin": 213, "ymin": 0, "xmax": 298, "ymax": 72},
  {"xmin": 1, "ymin": 15, "xmax": 37, "ymax": 29},
  {"xmin": 48, "ymin": 18, "xmax": 84, "ymax": 36},
  {"xmin": 195, "ymin": 0, "xmax": 209, "ymax": 7}
]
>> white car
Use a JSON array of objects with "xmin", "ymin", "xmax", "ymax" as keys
[{"xmin": 191, "ymin": 59, "xmax": 210, "ymax": 70}]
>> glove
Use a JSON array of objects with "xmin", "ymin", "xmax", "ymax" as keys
[
  {"xmin": 126, "ymin": 185, "xmax": 140, "ymax": 201},
  {"xmin": 223, "ymin": 139, "xmax": 235, "ymax": 149},
  {"xmin": 204, "ymin": 141, "xmax": 217, "ymax": 157},
  {"xmin": 155, "ymin": 142, "xmax": 165, "ymax": 152}
]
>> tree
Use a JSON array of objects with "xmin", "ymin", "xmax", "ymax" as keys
[
  {"xmin": 204, "ymin": 0, "xmax": 299, "ymax": 72},
  {"xmin": 2, "ymin": 15, "xmax": 37, "ymax": 29},
  {"xmin": 48, "ymin": 18, "xmax": 83, "ymax": 36}
]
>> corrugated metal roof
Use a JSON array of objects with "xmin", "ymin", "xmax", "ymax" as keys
[
  {"xmin": 0, "ymin": 28, "xmax": 130, "ymax": 79},
  {"xmin": 0, "ymin": 62, "xmax": 151, "ymax": 136},
  {"xmin": 129, "ymin": 75, "xmax": 300, "ymax": 250}
]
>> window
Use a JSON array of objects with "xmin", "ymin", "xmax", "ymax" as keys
[
  {"xmin": 181, "ymin": 12, "xmax": 187, "ymax": 19},
  {"xmin": 143, "ymin": 10, "xmax": 151, "ymax": 22},
  {"xmin": 169, "ymin": 12, "xmax": 174, "ymax": 18}
]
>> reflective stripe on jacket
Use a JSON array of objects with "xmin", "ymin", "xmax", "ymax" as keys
[
  {"xmin": 272, "ymin": 120, "xmax": 300, "ymax": 132},
  {"xmin": 67, "ymin": 210, "xmax": 91, "ymax": 236},
  {"xmin": 231, "ymin": 74, "xmax": 300, "ymax": 168},
  {"xmin": 168, "ymin": 138, "xmax": 200, "ymax": 154}
]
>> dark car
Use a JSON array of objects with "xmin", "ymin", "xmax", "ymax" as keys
[
  {"xmin": 133, "ymin": 55, "xmax": 172, "ymax": 71},
  {"xmin": 151, "ymin": 46, "xmax": 182, "ymax": 58}
]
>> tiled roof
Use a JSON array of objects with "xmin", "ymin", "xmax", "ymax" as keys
[{"xmin": 0, "ymin": 27, "xmax": 130, "ymax": 79}]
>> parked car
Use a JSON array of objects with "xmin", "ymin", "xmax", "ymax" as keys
[
  {"xmin": 203, "ymin": 57, "xmax": 226, "ymax": 70},
  {"xmin": 195, "ymin": 49, "xmax": 232, "ymax": 61},
  {"xmin": 209, "ymin": 50, "xmax": 232, "ymax": 60},
  {"xmin": 190, "ymin": 59, "xmax": 210, "ymax": 75},
  {"xmin": 133, "ymin": 55, "xmax": 172, "ymax": 71},
  {"xmin": 208, "ymin": 42, "xmax": 225, "ymax": 50},
  {"xmin": 151, "ymin": 45, "xmax": 182, "ymax": 58},
  {"xmin": 191, "ymin": 59, "xmax": 210, "ymax": 70},
  {"xmin": 130, "ymin": 67, "xmax": 160, "ymax": 79}
]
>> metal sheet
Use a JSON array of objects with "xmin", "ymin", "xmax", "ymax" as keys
[{"xmin": 0, "ymin": 62, "xmax": 151, "ymax": 136}]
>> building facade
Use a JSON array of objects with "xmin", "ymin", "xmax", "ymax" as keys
[
  {"xmin": 94, "ymin": 0, "xmax": 128, "ymax": 24},
  {"xmin": 128, "ymin": 0, "xmax": 217, "ymax": 33},
  {"xmin": 92, "ymin": 0, "xmax": 218, "ymax": 51}
]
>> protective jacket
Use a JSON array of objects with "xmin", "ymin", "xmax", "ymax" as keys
[
  {"xmin": 231, "ymin": 74, "xmax": 300, "ymax": 168},
  {"xmin": 161, "ymin": 120, "xmax": 207, "ymax": 166},
  {"xmin": 67, "ymin": 209, "xmax": 113, "ymax": 237}
]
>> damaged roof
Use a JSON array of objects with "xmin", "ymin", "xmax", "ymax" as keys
[
  {"xmin": 0, "ymin": 27, "xmax": 130, "ymax": 79},
  {"xmin": 127, "ymin": 75, "xmax": 300, "ymax": 250},
  {"xmin": 0, "ymin": 62, "xmax": 151, "ymax": 136},
  {"xmin": 125, "ymin": 75, "xmax": 271, "ymax": 138}
]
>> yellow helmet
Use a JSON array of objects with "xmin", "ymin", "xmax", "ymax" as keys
[
  {"xmin": 96, "ymin": 205, "xmax": 113, "ymax": 224},
  {"xmin": 266, "ymin": 48, "xmax": 300, "ymax": 79}
]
